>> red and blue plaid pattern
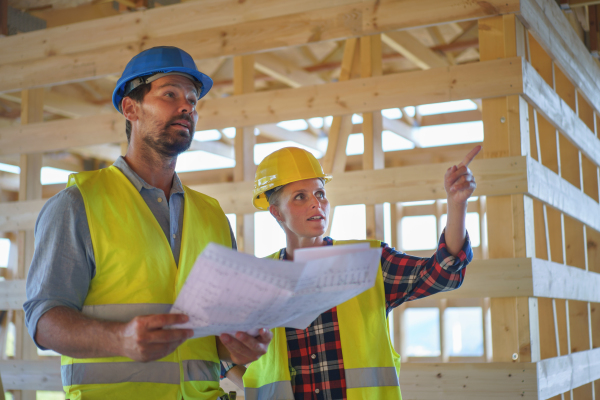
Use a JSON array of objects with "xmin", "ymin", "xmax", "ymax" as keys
[{"xmin": 281, "ymin": 231, "xmax": 471, "ymax": 400}]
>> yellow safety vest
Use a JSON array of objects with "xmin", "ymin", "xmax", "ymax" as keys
[
  {"xmin": 243, "ymin": 240, "xmax": 402, "ymax": 400},
  {"xmin": 62, "ymin": 166, "xmax": 232, "ymax": 400}
]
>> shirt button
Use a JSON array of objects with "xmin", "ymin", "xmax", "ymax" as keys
[
  {"xmin": 311, "ymin": 354, "xmax": 316, "ymax": 359},
  {"xmin": 157, "ymin": 197, "xmax": 163, "ymax": 203},
  {"xmin": 172, "ymin": 234, "xmax": 176, "ymax": 239},
  {"xmin": 315, "ymin": 389, "xmax": 320, "ymax": 394}
]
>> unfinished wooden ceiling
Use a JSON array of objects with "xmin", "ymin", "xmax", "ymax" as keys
[{"xmin": 0, "ymin": 0, "xmax": 595, "ymax": 195}]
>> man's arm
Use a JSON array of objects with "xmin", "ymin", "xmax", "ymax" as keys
[{"xmin": 36, "ymin": 306, "xmax": 193, "ymax": 362}]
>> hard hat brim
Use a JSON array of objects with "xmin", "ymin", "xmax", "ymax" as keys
[
  {"xmin": 252, "ymin": 175, "xmax": 332, "ymax": 210},
  {"xmin": 112, "ymin": 67, "xmax": 213, "ymax": 113}
]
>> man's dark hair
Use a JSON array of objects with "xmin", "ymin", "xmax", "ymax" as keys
[{"xmin": 122, "ymin": 82, "xmax": 152, "ymax": 143}]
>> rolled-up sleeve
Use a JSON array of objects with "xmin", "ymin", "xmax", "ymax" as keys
[
  {"xmin": 23, "ymin": 186, "xmax": 95, "ymax": 349},
  {"xmin": 381, "ymin": 228, "xmax": 473, "ymax": 312}
]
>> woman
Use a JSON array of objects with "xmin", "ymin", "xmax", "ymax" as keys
[{"xmin": 240, "ymin": 146, "xmax": 480, "ymax": 400}]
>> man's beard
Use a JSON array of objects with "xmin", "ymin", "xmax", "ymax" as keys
[{"xmin": 142, "ymin": 114, "xmax": 195, "ymax": 158}]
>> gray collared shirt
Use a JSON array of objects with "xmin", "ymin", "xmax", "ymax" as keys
[{"xmin": 24, "ymin": 156, "xmax": 236, "ymax": 349}]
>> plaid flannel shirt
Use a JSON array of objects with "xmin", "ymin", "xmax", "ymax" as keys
[{"xmin": 222, "ymin": 230, "xmax": 472, "ymax": 400}]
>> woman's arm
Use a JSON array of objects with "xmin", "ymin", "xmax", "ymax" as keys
[{"xmin": 443, "ymin": 145, "xmax": 481, "ymax": 255}]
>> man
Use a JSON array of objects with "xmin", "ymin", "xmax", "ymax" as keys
[{"xmin": 24, "ymin": 46, "xmax": 271, "ymax": 400}]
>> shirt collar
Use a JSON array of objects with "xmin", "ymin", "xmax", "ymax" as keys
[{"xmin": 113, "ymin": 156, "xmax": 185, "ymax": 196}]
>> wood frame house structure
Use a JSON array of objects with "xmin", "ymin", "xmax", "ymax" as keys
[{"xmin": 0, "ymin": 0, "xmax": 599, "ymax": 398}]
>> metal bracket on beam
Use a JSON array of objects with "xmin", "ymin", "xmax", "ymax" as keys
[{"xmin": 7, "ymin": 6, "xmax": 46, "ymax": 36}]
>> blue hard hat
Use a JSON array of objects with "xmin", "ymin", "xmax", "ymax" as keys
[{"xmin": 112, "ymin": 46, "xmax": 213, "ymax": 113}]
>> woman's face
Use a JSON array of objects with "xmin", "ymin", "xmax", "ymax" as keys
[{"xmin": 269, "ymin": 178, "xmax": 330, "ymax": 239}]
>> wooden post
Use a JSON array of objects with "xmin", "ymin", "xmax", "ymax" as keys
[
  {"xmin": 15, "ymin": 88, "xmax": 44, "ymax": 400},
  {"xmin": 479, "ymin": 14, "xmax": 538, "ymax": 363},
  {"xmin": 361, "ymin": 34, "xmax": 384, "ymax": 240},
  {"xmin": 323, "ymin": 38, "xmax": 361, "ymax": 238},
  {"xmin": 233, "ymin": 55, "xmax": 256, "ymax": 254},
  {"xmin": 321, "ymin": 38, "xmax": 361, "ymax": 175}
]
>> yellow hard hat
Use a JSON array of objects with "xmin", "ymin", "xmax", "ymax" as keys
[{"xmin": 253, "ymin": 147, "xmax": 332, "ymax": 210}]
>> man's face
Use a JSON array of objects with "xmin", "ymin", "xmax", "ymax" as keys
[{"xmin": 134, "ymin": 75, "xmax": 199, "ymax": 158}]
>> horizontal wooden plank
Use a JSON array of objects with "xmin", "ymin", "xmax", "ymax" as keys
[
  {"xmin": 519, "ymin": 0, "xmax": 600, "ymax": 113},
  {"xmin": 430, "ymin": 258, "xmax": 534, "ymax": 299},
  {"xmin": 522, "ymin": 59, "xmax": 600, "ymax": 167},
  {"xmin": 195, "ymin": 57, "xmax": 523, "ymax": 130},
  {"xmin": 430, "ymin": 257, "xmax": 600, "ymax": 301},
  {"xmin": 0, "ymin": 113, "xmax": 124, "ymax": 156},
  {"xmin": 527, "ymin": 156, "xmax": 600, "ymax": 232},
  {"xmin": 0, "ymin": 0, "xmax": 520, "ymax": 92},
  {"xmin": 0, "ymin": 199, "xmax": 47, "ymax": 231},
  {"xmin": 0, "ymin": 58, "xmax": 523, "ymax": 156},
  {"xmin": 0, "ymin": 279, "xmax": 27, "ymax": 310},
  {"xmin": 532, "ymin": 258, "xmax": 600, "ymax": 302},
  {"xmin": 191, "ymin": 156, "xmax": 529, "ymax": 214},
  {"xmin": 420, "ymin": 110, "xmax": 482, "ymax": 126},
  {"xmin": 537, "ymin": 347, "xmax": 600, "ymax": 399},
  {"xmin": 400, "ymin": 362, "xmax": 538, "ymax": 399},
  {"xmin": 0, "ymin": 358, "xmax": 62, "ymax": 391}
]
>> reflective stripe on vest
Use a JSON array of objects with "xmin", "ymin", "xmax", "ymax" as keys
[
  {"xmin": 62, "ymin": 360, "xmax": 220, "ymax": 386},
  {"xmin": 345, "ymin": 367, "xmax": 400, "ymax": 388},
  {"xmin": 244, "ymin": 381, "xmax": 295, "ymax": 400},
  {"xmin": 62, "ymin": 362, "xmax": 180, "ymax": 386},
  {"xmin": 81, "ymin": 303, "xmax": 172, "ymax": 322},
  {"xmin": 182, "ymin": 360, "xmax": 220, "ymax": 382}
]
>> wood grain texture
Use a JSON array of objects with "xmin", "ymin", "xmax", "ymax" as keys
[{"xmin": 0, "ymin": 0, "xmax": 521, "ymax": 92}]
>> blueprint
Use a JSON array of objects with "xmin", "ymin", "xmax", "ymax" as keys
[{"xmin": 169, "ymin": 242, "xmax": 381, "ymax": 338}]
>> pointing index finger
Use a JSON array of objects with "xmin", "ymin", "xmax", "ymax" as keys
[{"xmin": 459, "ymin": 145, "xmax": 482, "ymax": 167}]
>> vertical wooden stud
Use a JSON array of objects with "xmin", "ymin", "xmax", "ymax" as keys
[
  {"xmin": 361, "ymin": 34, "xmax": 384, "ymax": 240},
  {"xmin": 322, "ymin": 38, "xmax": 360, "ymax": 175},
  {"xmin": 15, "ymin": 88, "xmax": 44, "ymax": 400},
  {"xmin": 233, "ymin": 55, "xmax": 256, "ymax": 254},
  {"xmin": 479, "ymin": 15, "xmax": 535, "ymax": 362}
]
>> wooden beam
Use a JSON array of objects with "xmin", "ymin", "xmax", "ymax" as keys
[
  {"xmin": 537, "ymin": 347, "xmax": 600, "ymax": 399},
  {"xmin": 0, "ymin": 199, "xmax": 46, "ymax": 231},
  {"xmin": 400, "ymin": 362, "xmax": 537, "ymax": 399},
  {"xmin": 186, "ymin": 156, "xmax": 528, "ymax": 215},
  {"xmin": 0, "ymin": 155, "xmax": 529, "ymax": 231},
  {"xmin": 361, "ymin": 34, "xmax": 385, "ymax": 240},
  {"xmin": 0, "ymin": 113, "xmax": 124, "ymax": 156},
  {"xmin": 381, "ymin": 31, "xmax": 449, "ymax": 70},
  {"xmin": 321, "ymin": 37, "xmax": 360, "ymax": 175},
  {"xmin": 16, "ymin": 87, "xmax": 43, "ymax": 400},
  {"xmin": 0, "ymin": 58, "xmax": 523, "ymax": 156},
  {"xmin": 254, "ymin": 53, "xmax": 325, "ymax": 88},
  {"xmin": 420, "ymin": 110, "xmax": 482, "ymax": 126},
  {"xmin": 256, "ymin": 124, "xmax": 319, "ymax": 150},
  {"xmin": 522, "ymin": 59, "xmax": 600, "ymax": 167},
  {"xmin": 0, "ymin": 90, "xmax": 112, "ymax": 119},
  {"xmin": 4, "ymin": 155, "xmax": 598, "ymax": 240},
  {"xmin": 233, "ymin": 54, "xmax": 255, "ymax": 255},
  {"xmin": 195, "ymin": 57, "xmax": 524, "ymax": 131},
  {"xmin": 527, "ymin": 156, "xmax": 600, "ymax": 232},
  {"xmin": 0, "ymin": 359, "xmax": 62, "ymax": 391},
  {"xmin": 519, "ymin": 0, "xmax": 600, "ymax": 113},
  {"xmin": 0, "ymin": 0, "xmax": 521, "ymax": 92},
  {"xmin": 381, "ymin": 117, "xmax": 421, "ymax": 147},
  {"xmin": 0, "ymin": 279, "xmax": 26, "ymax": 310}
]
